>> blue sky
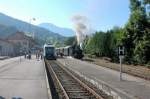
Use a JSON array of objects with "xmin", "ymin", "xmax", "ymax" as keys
[{"xmin": 0, "ymin": 0, "xmax": 130, "ymax": 31}]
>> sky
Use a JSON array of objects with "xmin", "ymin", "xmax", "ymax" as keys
[{"xmin": 0, "ymin": 0, "xmax": 130, "ymax": 31}]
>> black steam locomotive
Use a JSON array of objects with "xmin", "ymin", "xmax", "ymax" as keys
[{"xmin": 56, "ymin": 45, "xmax": 84, "ymax": 59}]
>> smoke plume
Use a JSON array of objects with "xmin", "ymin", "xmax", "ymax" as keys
[{"xmin": 71, "ymin": 15, "xmax": 91, "ymax": 45}]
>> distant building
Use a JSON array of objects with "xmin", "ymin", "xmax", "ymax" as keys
[
  {"xmin": 0, "ymin": 32, "xmax": 35, "ymax": 57},
  {"xmin": 0, "ymin": 39, "xmax": 15, "ymax": 56},
  {"xmin": 6, "ymin": 31, "xmax": 35, "ymax": 53}
]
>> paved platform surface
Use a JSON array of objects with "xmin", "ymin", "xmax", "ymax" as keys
[
  {"xmin": 58, "ymin": 57, "xmax": 150, "ymax": 99},
  {"xmin": 0, "ymin": 56, "xmax": 49, "ymax": 99}
]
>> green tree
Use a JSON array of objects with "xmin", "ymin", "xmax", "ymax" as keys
[
  {"xmin": 83, "ymin": 0, "xmax": 150, "ymax": 65},
  {"xmin": 84, "ymin": 30, "xmax": 119, "ymax": 58},
  {"xmin": 143, "ymin": 0, "xmax": 150, "ymax": 4},
  {"xmin": 64, "ymin": 36, "xmax": 77, "ymax": 46},
  {"xmin": 84, "ymin": 34, "xmax": 96, "ymax": 55},
  {"xmin": 122, "ymin": 0, "xmax": 150, "ymax": 64}
]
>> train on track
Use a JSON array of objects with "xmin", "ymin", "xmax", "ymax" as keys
[
  {"xmin": 43, "ymin": 43, "xmax": 84, "ymax": 60},
  {"xmin": 56, "ymin": 45, "xmax": 84, "ymax": 59},
  {"xmin": 43, "ymin": 44, "xmax": 57, "ymax": 60}
]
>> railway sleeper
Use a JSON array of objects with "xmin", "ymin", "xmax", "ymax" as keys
[
  {"xmin": 62, "ymin": 83, "xmax": 81, "ymax": 86},
  {"xmin": 67, "ymin": 91, "xmax": 92, "ymax": 95},
  {"xmin": 61, "ymin": 80, "xmax": 77, "ymax": 83},
  {"xmin": 64, "ymin": 87, "xmax": 83, "ymax": 90},
  {"xmin": 66, "ymin": 89, "xmax": 83, "ymax": 91},
  {"xmin": 48, "ymin": 61, "xmax": 104, "ymax": 99},
  {"xmin": 68, "ymin": 93, "xmax": 96, "ymax": 99},
  {"xmin": 62, "ymin": 85, "xmax": 83, "ymax": 89},
  {"xmin": 67, "ymin": 91, "xmax": 89, "ymax": 94}
]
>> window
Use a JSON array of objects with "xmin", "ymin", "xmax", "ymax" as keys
[{"xmin": 46, "ymin": 47, "xmax": 54, "ymax": 54}]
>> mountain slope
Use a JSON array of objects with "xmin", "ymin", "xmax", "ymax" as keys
[
  {"xmin": 0, "ymin": 13, "xmax": 65, "ymax": 45},
  {"xmin": 0, "ymin": 24, "xmax": 18, "ymax": 38},
  {"xmin": 38, "ymin": 23, "xmax": 75, "ymax": 37}
]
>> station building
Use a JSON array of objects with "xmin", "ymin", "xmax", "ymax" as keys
[
  {"xmin": 7, "ymin": 32, "xmax": 34, "ymax": 50},
  {"xmin": 0, "ymin": 39, "xmax": 15, "ymax": 56},
  {"xmin": 0, "ymin": 31, "xmax": 35, "ymax": 57}
]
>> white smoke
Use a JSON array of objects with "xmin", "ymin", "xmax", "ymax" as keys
[{"xmin": 71, "ymin": 15, "xmax": 92, "ymax": 45}]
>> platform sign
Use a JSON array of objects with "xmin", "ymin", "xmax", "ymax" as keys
[
  {"xmin": 119, "ymin": 45, "xmax": 125, "ymax": 56},
  {"xmin": 118, "ymin": 45, "xmax": 125, "ymax": 81}
]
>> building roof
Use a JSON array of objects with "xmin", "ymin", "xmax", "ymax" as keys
[
  {"xmin": 0, "ymin": 38, "xmax": 14, "ymax": 46},
  {"xmin": 6, "ymin": 31, "xmax": 33, "ymax": 41}
]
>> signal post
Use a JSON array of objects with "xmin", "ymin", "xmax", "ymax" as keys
[{"xmin": 118, "ymin": 45, "xmax": 125, "ymax": 81}]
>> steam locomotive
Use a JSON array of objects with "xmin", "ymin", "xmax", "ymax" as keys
[{"xmin": 56, "ymin": 45, "xmax": 84, "ymax": 59}]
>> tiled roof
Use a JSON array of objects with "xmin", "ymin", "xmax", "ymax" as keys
[
  {"xmin": 0, "ymin": 38, "xmax": 14, "ymax": 45},
  {"xmin": 6, "ymin": 31, "xmax": 33, "ymax": 41}
]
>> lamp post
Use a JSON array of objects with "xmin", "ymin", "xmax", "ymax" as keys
[
  {"xmin": 29, "ymin": 18, "xmax": 36, "ymax": 55},
  {"xmin": 29, "ymin": 18, "xmax": 36, "ymax": 39}
]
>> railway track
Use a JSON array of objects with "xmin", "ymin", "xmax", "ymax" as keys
[{"xmin": 45, "ymin": 60, "xmax": 104, "ymax": 99}]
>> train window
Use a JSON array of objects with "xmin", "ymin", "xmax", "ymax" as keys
[{"xmin": 45, "ymin": 47, "xmax": 54, "ymax": 54}]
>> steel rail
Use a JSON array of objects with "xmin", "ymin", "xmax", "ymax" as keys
[
  {"xmin": 46, "ymin": 60, "xmax": 104, "ymax": 99},
  {"xmin": 46, "ymin": 60, "xmax": 69, "ymax": 99},
  {"xmin": 55, "ymin": 61, "xmax": 104, "ymax": 99}
]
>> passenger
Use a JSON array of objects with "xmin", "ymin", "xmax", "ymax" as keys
[
  {"xmin": 28, "ymin": 50, "xmax": 31, "ymax": 59},
  {"xmin": 24, "ymin": 51, "xmax": 27, "ymax": 59},
  {"xmin": 60, "ymin": 52, "xmax": 63, "ymax": 57},
  {"xmin": 36, "ymin": 50, "xmax": 38, "ymax": 59},
  {"xmin": 40, "ymin": 50, "xmax": 43, "ymax": 59},
  {"xmin": 37, "ymin": 50, "xmax": 40, "ymax": 60}
]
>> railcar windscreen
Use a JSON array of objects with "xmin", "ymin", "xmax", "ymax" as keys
[{"xmin": 45, "ymin": 47, "xmax": 54, "ymax": 54}]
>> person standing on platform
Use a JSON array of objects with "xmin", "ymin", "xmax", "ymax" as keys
[
  {"xmin": 40, "ymin": 50, "xmax": 43, "ymax": 60},
  {"xmin": 36, "ymin": 50, "xmax": 38, "ymax": 59},
  {"xmin": 24, "ymin": 51, "xmax": 27, "ymax": 59},
  {"xmin": 28, "ymin": 50, "xmax": 31, "ymax": 59},
  {"xmin": 37, "ymin": 50, "xmax": 40, "ymax": 61}
]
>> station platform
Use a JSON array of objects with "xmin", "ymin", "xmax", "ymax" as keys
[
  {"xmin": 58, "ymin": 57, "xmax": 150, "ymax": 99},
  {"xmin": 0, "ymin": 56, "xmax": 50, "ymax": 99}
]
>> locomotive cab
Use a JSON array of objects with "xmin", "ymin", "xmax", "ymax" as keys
[{"xmin": 43, "ymin": 44, "xmax": 56, "ymax": 60}]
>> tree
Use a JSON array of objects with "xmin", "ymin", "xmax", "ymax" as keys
[
  {"xmin": 121, "ymin": 0, "xmax": 150, "ymax": 64},
  {"xmin": 143, "ymin": 0, "xmax": 150, "ymax": 4},
  {"xmin": 64, "ymin": 36, "xmax": 77, "ymax": 46},
  {"xmin": 84, "ymin": 30, "xmax": 119, "ymax": 58},
  {"xmin": 84, "ymin": 34, "xmax": 96, "ymax": 55},
  {"xmin": 82, "ymin": 0, "xmax": 150, "ymax": 65}
]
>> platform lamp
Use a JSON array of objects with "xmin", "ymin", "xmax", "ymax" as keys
[
  {"xmin": 29, "ymin": 18, "xmax": 36, "ymax": 39},
  {"xmin": 29, "ymin": 18, "xmax": 36, "ymax": 54}
]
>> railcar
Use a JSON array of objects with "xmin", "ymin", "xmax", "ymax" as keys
[
  {"xmin": 63, "ymin": 46, "xmax": 73, "ymax": 56},
  {"xmin": 56, "ymin": 47, "xmax": 64, "ymax": 57},
  {"xmin": 43, "ymin": 44, "xmax": 56, "ymax": 60},
  {"xmin": 56, "ymin": 45, "xmax": 83, "ymax": 59}
]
